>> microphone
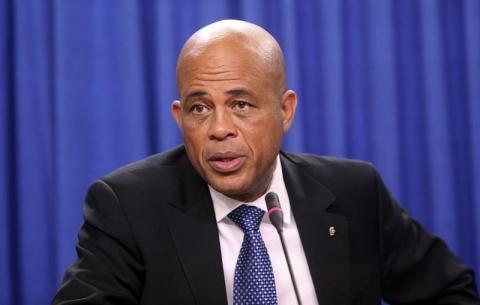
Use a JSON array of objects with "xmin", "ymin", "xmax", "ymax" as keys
[
  {"xmin": 266, "ymin": 192, "xmax": 283, "ymax": 233},
  {"xmin": 265, "ymin": 192, "xmax": 303, "ymax": 305}
]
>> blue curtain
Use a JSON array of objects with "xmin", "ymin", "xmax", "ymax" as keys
[{"xmin": 1, "ymin": 1, "xmax": 479, "ymax": 304}]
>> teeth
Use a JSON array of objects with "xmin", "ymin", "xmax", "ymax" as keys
[
  {"xmin": 211, "ymin": 157, "xmax": 237, "ymax": 162},
  {"xmin": 216, "ymin": 157, "xmax": 234, "ymax": 162}
]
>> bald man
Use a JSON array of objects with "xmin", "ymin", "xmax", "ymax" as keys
[{"xmin": 53, "ymin": 20, "xmax": 479, "ymax": 305}]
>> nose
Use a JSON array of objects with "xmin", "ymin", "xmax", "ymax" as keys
[{"xmin": 207, "ymin": 108, "xmax": 237, "ymax": 141}]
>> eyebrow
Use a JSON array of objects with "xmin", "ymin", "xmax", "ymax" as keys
[
  {"xmin": 185, "ymin": 90, "xmax": 207, "ymax": 101},
  {"xmin": 184, "ymin": 88, "xmax": 253, "ymax": 101},
  {"xmin": 226, "ymin": 88, "xmax": 252, "ymax": 96}
]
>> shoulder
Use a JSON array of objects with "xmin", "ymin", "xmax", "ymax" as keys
[
  {"xmin": 280, "ymin": 151, "xmax": 383, "ymax": 205},
  {"xmin": 104, "ymin": 145, "xmax": 188, "ymax": 178},
  {"xmin": 85, "ymin": 145, "xmax": 196, "ymax": 229},
  {"xmin": 281, "ymin": 151, "xmax": 378, "ymax": 183},
  {"xmin": 97, "ymin": 145, "xmax": 191, "ymax": 196},
  {"xmin": 282, "ymin": 151, "xmax": 373, "ymax": 169}
]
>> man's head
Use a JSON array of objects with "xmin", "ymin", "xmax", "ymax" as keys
[{"xmin": 172, "ymin": 19, "xmax": 297, "ymax": 202}]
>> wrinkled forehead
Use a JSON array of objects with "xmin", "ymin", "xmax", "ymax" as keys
[
  {"xmin": 176, "ymin": 43, "xmax": 270, "ymax": 97},
  {"xmin": 179, "ymin": 34, "xmax": 273, "ymax": 70},
  {"xmin": 179, "ymin": 39, "xmax": 261, "ymax": 72},
  {"xmin": 176, "ymin": 36, "xmax": 284, "ymax": 96}
]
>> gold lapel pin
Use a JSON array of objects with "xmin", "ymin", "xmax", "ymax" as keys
[{"xmin": 329, "ymin": 226, "xmax": 336, "ymax": 237}]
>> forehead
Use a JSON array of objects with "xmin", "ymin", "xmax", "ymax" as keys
[{"xmin": 177, "ymin": 42, "xmax": 276, "ymax": 97}]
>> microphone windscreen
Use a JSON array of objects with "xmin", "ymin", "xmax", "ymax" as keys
[
  {"xmin": 265, "ymin": 192, "xmax": 283, "ymax": 232},
  {"xmin": 265, "ymin": 192, "xmax": 281, "ymax": 210}
]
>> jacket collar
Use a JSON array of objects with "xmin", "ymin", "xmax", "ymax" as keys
[
  {"xmin": 281, "ymin": 152, "xmax": 350, "ymax": 305},
  {"xmin": 166, "ymin": 159, "xmax": 228, "ymax": 305}
]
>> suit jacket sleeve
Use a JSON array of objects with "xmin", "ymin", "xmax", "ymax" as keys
[
  {"xmin": 52, "ymin": 179, "xmax": 143, "ymax": 305},
  {"xmin": 374, "ymin": 168, "xmax": 479, "ymax": 304}
]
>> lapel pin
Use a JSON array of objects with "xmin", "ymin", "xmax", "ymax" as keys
[{"xmin": 329, "ymin": 226, "xmax": 336, "ymax": 237}]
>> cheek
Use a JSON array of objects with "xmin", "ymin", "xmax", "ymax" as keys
[
  {"xmin": 238, "ymin": 121, "xmax": 282, "ymax": 161},
  {"xmin": 182, "ymin": 127, "xmax": 207, "ymax": 160},
  {"xmin": 182, "ymin": 115, "xmax": 209, "ymax": 140},
  {"xmin": 183, "ymin": 115, "xmax": 209, "ymax": 131},
  {"xmin": 240, "ymin": 114, "xmax": 283, "ymax": 140}
]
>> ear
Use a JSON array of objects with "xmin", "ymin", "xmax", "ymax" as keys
[
  {"xmin": 171, "ymin": 100, "xmax": 183, "ymax": 129},
  {"xmin": 280, "ymin": 90, "xmax": 297, "ymax": 132}
]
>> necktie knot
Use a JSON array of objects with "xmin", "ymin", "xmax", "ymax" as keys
[{"xmin": 228, "ymin": 204, "xmax": 264, "ymax": 233}]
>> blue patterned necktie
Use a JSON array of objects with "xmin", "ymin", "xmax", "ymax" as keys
[{"xmin": 228, "ymin": 204, "xmax": 278, "ymax": 305}]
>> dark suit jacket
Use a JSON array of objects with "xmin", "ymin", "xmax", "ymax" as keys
[{"xmin": 53, "ymin": 145, "xmax": 479, "ymax": 305}]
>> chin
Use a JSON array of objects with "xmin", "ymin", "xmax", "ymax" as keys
[
  {"xmin": 214, "ymin": 183, "xmax": 263, "ymax": 202},
  {"xmin": 210, "ymin": 180, "xmax": 249, "ymax": 197},
  {"xmin": 213, "ymin": 183, "xmax": 245, "ymax": 196}
]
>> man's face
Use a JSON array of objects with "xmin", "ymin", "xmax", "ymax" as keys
[{"xmin": 172, "ymin": 43, "xmax": 296, "ymax": 202}]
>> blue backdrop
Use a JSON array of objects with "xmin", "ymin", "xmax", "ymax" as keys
[{"xmin": 1, "ymin": 1, "xmax": 479, "ymax": 304}]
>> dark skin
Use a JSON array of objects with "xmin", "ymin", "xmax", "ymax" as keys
[{"xmin": 172, "ymin": 20, "xmax": 297, "ymax": 202}]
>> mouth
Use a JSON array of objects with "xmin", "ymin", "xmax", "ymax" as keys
[{"xmin": 207, "ymin": 152, "xmax": 246, "ymax": 173}]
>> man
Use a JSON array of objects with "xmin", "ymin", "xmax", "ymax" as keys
[{"xmin": 53, "ymin": 20, "xmax": 479, "ymax": 304}]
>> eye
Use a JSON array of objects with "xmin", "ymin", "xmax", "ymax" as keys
[
  {"xmin": 234, "ymin": 100, "xmax": 251, "ymax": 111},
  {"xmin": 190, "ymin": 103, "xmax": 209, "ymax": 114}
]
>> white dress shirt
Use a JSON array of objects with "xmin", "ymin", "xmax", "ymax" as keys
[{"xmin": 209, "ymin": 156, "xmax": 319, "ymax": 305}]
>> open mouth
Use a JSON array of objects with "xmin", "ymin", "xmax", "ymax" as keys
[{"xmin": 208, "ymin": 153, "xmax": 245, "ymax": 173}]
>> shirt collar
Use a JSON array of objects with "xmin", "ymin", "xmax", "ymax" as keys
[{"xmin": 209, "ymin": 155, "xmax": 292, "ymax": 224}]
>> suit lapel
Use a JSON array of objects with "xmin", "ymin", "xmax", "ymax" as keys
[
  {"xmin": 163, "ymin": 152, "xmax": 350, "ymax": 305},
  {"xmin": 281, "ymin": 153, "xmax": 350, "ymax": 305},
  {"xmin": 165, "ymin": 161, "xmax": 227, "ymax": 305}
]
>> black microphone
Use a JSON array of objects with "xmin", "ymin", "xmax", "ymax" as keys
[{"xmin": 265, "ymin": 192, "xmax": 303, "ymax": 305}]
